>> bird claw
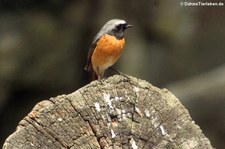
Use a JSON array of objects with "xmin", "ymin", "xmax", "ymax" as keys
[{"xmin": 98, "ymin": 77, "xmax": 106, "ymax": 85}]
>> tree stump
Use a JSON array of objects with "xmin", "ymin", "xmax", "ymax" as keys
[{"xmin": 3, "ymin": 75, "xmax": 213, "ymax": 149}]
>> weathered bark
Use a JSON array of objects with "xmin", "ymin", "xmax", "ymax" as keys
[{"xmin": 3, "ymin": 75, "xmax": 213, "ymax": 149}]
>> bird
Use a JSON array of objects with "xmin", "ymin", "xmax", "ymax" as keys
[{"xmin": 84, "ymin": 19, "xmax": 132, "ymax": 80}]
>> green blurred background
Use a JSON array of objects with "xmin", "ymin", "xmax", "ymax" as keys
[{"xmin": 0, "ymin": 0, "xmax": 225, "ymax": 148}]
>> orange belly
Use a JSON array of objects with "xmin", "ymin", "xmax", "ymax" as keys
[{"xmin": 91, "ymin": 34, "xmax": 125, "ymax": 72}]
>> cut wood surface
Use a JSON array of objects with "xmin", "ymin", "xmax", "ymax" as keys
[{"xmin": 3, "ymin": 75, "xmax": 213, "ymax": 149}]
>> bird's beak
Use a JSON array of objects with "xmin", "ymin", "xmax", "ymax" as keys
[{"xmin": 126, "ymin": 24, "xmax": 133, "ymax": 29}]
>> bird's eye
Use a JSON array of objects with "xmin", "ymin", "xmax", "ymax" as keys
[
  {"xmin": 116, "ymin": 24, "xmax": 126, "ymax": 30},
  {"xmin": 116, "ymin": 25, "xmax": 121, "ymax": 29}
]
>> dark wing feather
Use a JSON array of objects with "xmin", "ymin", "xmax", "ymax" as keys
[{"xmin": 84, "ymin": 33, "xmax": 102, "ymax": 71}]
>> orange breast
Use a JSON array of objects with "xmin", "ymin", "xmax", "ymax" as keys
[{"xmin": 91, "ymin": 34, "xmax": 125, "ymax": 70}]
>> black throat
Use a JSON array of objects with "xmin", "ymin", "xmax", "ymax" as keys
[{"xmin": 108, "ymin": 30, "xmax": 124, "ymax": 40}]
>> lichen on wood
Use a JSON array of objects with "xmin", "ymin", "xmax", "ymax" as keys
[{"xmin": 3, "ymin": 75, "xmax": 213, "ymax": 149}]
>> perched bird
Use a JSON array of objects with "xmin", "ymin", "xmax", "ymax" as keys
[{"xmin": 84, "ymin": 19, "xmax": 132, "ymax": 80}]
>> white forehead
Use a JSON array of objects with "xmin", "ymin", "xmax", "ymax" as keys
[
  {"xmin": 106, "ymin": 19, "xmax": 126, "ymax": 25},
  {"xmin": 100, "ymin": 19, "xmax": 126, "ymax": 33}
]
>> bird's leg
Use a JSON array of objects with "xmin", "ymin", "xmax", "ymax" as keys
[
  {"xmin": 97, "ymin": 75, "xmax": 103, "ymax": 85},
  {"xmin": 109, "ymin": 67, "xmax": 130, "ymax": 80},
  {"xmin": 98, "ymin": 71, "xmax": 106, "ymax": 84}
]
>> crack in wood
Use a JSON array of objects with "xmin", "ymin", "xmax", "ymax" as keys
[{"xmin": 3, "ymin": 75, "xmax": 213, "ymax": 149}]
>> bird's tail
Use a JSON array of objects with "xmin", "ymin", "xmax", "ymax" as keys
[
  {"xmin": 92, "ymin": 70, "xmax": 98, "ymax": 80},
  {"xmin": 85, "ymin": 64, "xmax": 97, "ymax": 80}
]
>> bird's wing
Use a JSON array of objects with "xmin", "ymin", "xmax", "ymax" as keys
[{"xmin": 84, "ymin": 33, "xmax": 102, "ymax": 71}]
